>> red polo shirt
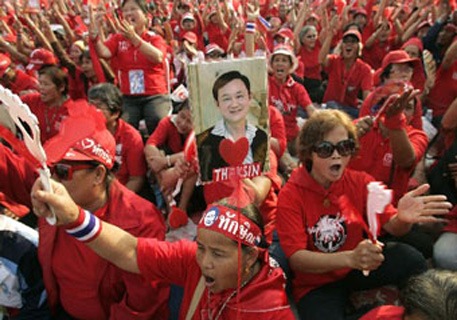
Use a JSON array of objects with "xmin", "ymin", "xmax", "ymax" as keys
[
  {"xmin": 323, "ymin": 54, "xmax": 373, "ymax": 108},
  {"xmin": 268, "ymin": 75, "xmax": 312, "ymax": 141},
  {"xmin": 104, "ymin": 31, "xmax": 168, "ymax": 96},
  {"xmin": 114, "ymin": 119, "xmax": 147, "ymax": 185},
  {"xmin": 350, "ymin": 126, "xmax": 428, "ymax": 204}
]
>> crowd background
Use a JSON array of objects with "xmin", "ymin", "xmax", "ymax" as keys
[{"xmin": 0, "ymin": 0, "xmax": 457, "ymax": 319}]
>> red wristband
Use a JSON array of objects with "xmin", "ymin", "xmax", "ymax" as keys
[{"xmin": 64, "ymin": 207, "xmax": 85, "ymax": 229}]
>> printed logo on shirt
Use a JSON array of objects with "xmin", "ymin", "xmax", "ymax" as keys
[
  {"xmin": 383, "ymin": 153, "xmax": 393, "ymax": 167},
  {"xmin": 129, "ymin": 70, "xmax": 145, "ymax": 94},
  {"xmin": 308, "ymin": 214, "xmax": 347, "ymax": 253},
  {"xmin": 346, "ymin": 86, "xmax": 356, "ymax": 92},
  {"xmin": 271, "ymin": 97, "xmax": 296, "ymax": 114}
]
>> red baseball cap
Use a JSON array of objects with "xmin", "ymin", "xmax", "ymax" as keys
[
  {"xmin": 274, "ymin": 28, "xmax": 294, "ymax": 41},
  {"xmin": 354, "ymin": 8, "xmax": 367, "ymax": 17},
  {"xmin": 401, "ymin": 37, "xmax": 424, "ymax": 52},
  {"xmin": 26, "ymin": 49, "xmax": 57, "ymax": 71},
  {"xmin": 44, "ymin": 102, "xmax": 115, "ymax": 169},
  {"xmin": 182, "ymin": 31, "xmax": 197, "ymax": 44},
  {"xmin": 181, "ymin": 12, "xmax": 195, "ymax": 25},
  {"xmin": 343, "ymin": 29, "xmax": 362, "ymax": 42},
  {"xmin": 0, "ymin": 54, "xmax": 11, "ymax": 78}
]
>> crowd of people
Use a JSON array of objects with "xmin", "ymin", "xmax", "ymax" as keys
[{"xmin": 1, "ymin": 0, "xmax": 457, "ymax": 319}]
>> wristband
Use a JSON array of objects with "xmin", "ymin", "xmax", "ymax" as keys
[
  {"xmin": 65, "ymin": 208, "xmax": 102, "ymax": 242},
  {"xmin": 246, "ymin": 22, "xmax": 256, "ymax": 34},
  {"xmin": 383, "ymin": 113, "xmax": 407, "ymax": 130}
]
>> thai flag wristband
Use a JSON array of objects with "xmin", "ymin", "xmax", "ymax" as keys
[
  {"xmin": 246, "ymin": 22, "xmax": 256, "ymax": 34},
  {"xmin": 65, "ymin": 208, "xmax": 102, "ymax": 243}
]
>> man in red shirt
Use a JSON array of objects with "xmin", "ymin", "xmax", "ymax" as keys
[
  {"xmin": 319, "ymin": 29, "xmax": 373, "ymax": 118},
  {"xmin": 0, "ymin": 54, "xmax": 39, "ymax": 96}
]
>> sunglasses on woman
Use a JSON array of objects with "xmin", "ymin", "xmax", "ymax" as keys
[
  {"xmin": 313, "ymin": 139, "xmax": 356, "ymax": 158},
  {"xmin": 50, "ymin": 163, "xmax": 96, "ymax": 181}
]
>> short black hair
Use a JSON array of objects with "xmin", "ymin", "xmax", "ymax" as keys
[
  {"xmin": 38, "ymin": 65, "xmax": 69, "ymax": 96},
  {"xmin": 212, "ymin": 71, "xmax": 251, "ymax": 102}
]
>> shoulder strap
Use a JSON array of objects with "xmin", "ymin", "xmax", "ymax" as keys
[{"xmin": 185, "ymin": 276, "xmax": 205, "ymax": 320}]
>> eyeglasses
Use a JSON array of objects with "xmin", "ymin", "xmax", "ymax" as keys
[
  {"xmin": 313, "ymin": 139, "xmax": 356, "ymax": 158},
  {"xmin": 50, "ymin": 163, "xmax": 96, "ymax": 181}
]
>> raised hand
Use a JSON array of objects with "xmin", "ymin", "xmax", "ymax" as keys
[{"xmin": 397, "ymin": 184, "xmax": 452, "ymax": 224}]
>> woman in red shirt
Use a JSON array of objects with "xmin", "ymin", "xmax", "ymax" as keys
[
  {"xmin": 276, "ymin": 109, "xmax": 450, "ymax": 319},
  {"xmin": 21, "ymin": 65, "xmax": 74, "ymax": 144},
  {"xmin": 31, "ymin": 187, "xmax": 296, "ymax": 319},
  {"xmin": 91, "ymin": 0, "xmax": 170, "ymax": 134}
]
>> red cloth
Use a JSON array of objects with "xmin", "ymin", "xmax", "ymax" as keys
[
  {"xmin": 359, "ymin": 305, "xmax": 404, "ymax": 320},
  {"xmin": 8, "ymin": 70, "xmax": 39, "ymax": 95},
  {"xmin": 39, "ymin": 181, "xmax": 169, "ymax": 319},
  {"xmin": 362, "ymin": 37, "xmax": 398, "ymax": 70},
  {"xmin": 67, "ymin": 68, "xmax": 88, "ymax": 101},
  {"xmin": 0, "ymin": 144, "xmax": 36, "ymax": 209},
  {"xmin": 268, "ymin": 75, "xmax": 312, "ymax": 141},
  {"xmin": 137, "ymin": 239, "xmax": 294, "ymax": 319},
  {"xmin": 269, "ymin": 105, "xmax": 287, "ymax": 158},
  {"xmin": 204, "ymin": 150, "xmax": 282, "ymax": 243},
  {"xmin": 427, "ymin": 62, "xmax": 457, "ymax": 117},
  {"xmin": 359, "ymin": 89, "xmax": 423, "ymax": 130},
  {"xmin": 206, "ymin": 22, "xmax": 231, "ymax": 52},
  {"xmin": 444, "ymin": 204, "xmax": 457, "ymax": 233},
  {"xmin": 298, "ymin": 42, "xmax": 322, "ymax": 80},
  {"xmin": 113, "ymin": 119, "xmax": 147, "ymax": 185},
  {"xmin": 21, "ymin": 93, "xmax": 74, "ymax": 144},
  {"xmin": 350, "ymin": 126, "xmax": 428, "ymax": 204},
  {"xmin": 104, "ymin": 31, "xmax": 168, "ymax": 96},
  {"xmin": 323, "ymin": 55, "xmax": 373, "ymax": 108},
  {"xmin": 276, "ymin": 167, "xmax": 397, "ymax": 301},
  {"xmin": 146, "ymin": 115, "xmax": 186, "ymax": 154}
]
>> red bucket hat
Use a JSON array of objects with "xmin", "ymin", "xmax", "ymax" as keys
[{"xmin": 373, "ymin": 50, "xmax": 424, "ymax": 86}]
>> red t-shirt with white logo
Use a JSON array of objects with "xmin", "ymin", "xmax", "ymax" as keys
[
  {"xmin": 104, "ymin": 31, "xmax": 168, "ymax": 96},
  {"xmin": 349, "ymin": 126, "xmax": 428, "ymax": 204},
  {"xmin": 277, "ymin": 167, "xmax": 396, "ymax": 301},
  {"xmin": 323, "ymin": 54, "xmax": 373, "ymax": 108},
  {"xmin": 113, "ymin": 119, "xmax": 147, "ymax": 185},
  {"xmin": 268, "ymin": 75, "xmax": 312, "ymax": 141}
]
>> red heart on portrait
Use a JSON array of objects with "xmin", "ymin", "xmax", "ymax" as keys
[{"xmin": 219, "ymin": 137, "xmax": 249, "ymax": 166}]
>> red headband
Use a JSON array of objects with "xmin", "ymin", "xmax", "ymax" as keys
[{"xmin": 198, "ymin": 205, "xmax": 262, "ymax": 247}]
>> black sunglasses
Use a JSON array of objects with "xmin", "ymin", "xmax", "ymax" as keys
[
  {"xmin": 50, "ymin": 163, "xmax": 96, "ymax": 181},
  {"xmin": 313, "ymin": 139, "xmax": 356, "ymax": 158}
]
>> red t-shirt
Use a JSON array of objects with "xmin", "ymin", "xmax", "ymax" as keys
[
  {"xmin": 104, "ymin": 31, "xmax": 168, "ymax": 96},
  {"xmin": 205, "ymin": 22, "xmax": 231, "ymax": 52},
  {"xmin": 137, "ymin": 239, "xmax": 294, "ymax": 319},
  {"xmin": 9, "ymin": 69, "xmax": 38, "ymax": 95},
  {"xmin": 146, "ymin": 115, "xmax": 186, "ymax": 154},
  {"xmin": 427, "ymin": 62, "xmax": 457, "ymax": 117},
  {"xmin": 268, "ymin": 75, "xmax": 312, "ymax": 141},
  {"xmin": 298, "ymin": 42, "xmax": 322, "ymax": 80},
  {"xmin": 21, "ymin": 93, "xmax": 74, "ymax": 144},
  {"xmin": 323, "ymin": 55, "xmax": 374, "ymax": 108},
  {"xmin": 114, "ymin": 119, "xmax": 147, "ymax": 185},
  {"xmin": 277, "ymin": 167, "xmax": 397, "ymax": 301},
  {"xmin": 349, "ymin": 126, "xmax": 428, "ymax": 204},
  {"xmin": 269, "ymin": 105, "xmax": 287, "ymax": 158}
]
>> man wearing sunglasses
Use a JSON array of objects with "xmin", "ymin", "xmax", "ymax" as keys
[{"xmin": 0, "ymin": 107, "xmax": 169, "ymax": 319}]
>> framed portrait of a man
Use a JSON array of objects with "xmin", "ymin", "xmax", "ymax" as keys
[{"xmin": 188, "ymin": 57, "xmax": 270, "ymax": 183}]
